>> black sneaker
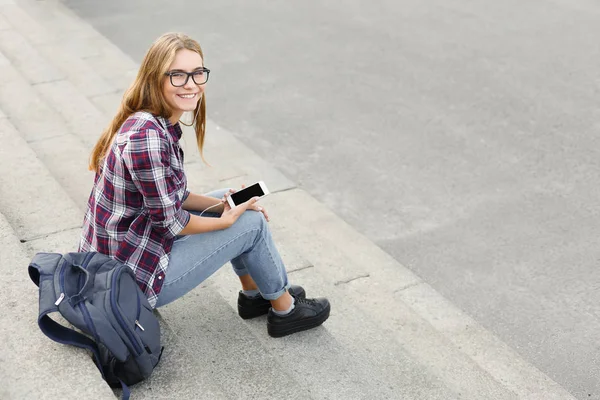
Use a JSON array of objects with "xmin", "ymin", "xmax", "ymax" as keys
[
  {"xmin": 267, "ymin": 297, "xmax": 330, "ymax": 338},
  {"xmin": 238, "ymin": 285, "xmax": 306, "ymax": 320}
]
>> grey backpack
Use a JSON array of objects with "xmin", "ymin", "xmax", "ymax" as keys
[{"xmin": 28, "ymin": 252, "xmax": 163, "ymax": 399}]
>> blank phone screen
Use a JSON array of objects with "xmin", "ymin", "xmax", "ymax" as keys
[{"xmin": 230, "ymin": 183, "xmax": 265, "ymax": 205}]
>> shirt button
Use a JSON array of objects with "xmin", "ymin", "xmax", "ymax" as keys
[{"xmin": 158, "ymin": 275, "xmax": 163, "ymax": 280}]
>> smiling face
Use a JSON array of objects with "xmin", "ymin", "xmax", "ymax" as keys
[{"xmin": 163, "ymin": 48, "xmax": 206, "ymax": 124}]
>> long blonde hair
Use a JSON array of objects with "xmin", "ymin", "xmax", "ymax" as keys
[{"xmin": 89, "ymin": 32, "xmax": 207, "ymax": 172}]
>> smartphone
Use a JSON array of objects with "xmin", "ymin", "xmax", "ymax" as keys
[{"xmin": 227, "ymin": 181, "xmax": 270, "ymax": 208}]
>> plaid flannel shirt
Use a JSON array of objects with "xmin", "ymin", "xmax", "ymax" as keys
[{"xmin": 79, "ymin": 111, "xmax": 191, "ymax": 307}]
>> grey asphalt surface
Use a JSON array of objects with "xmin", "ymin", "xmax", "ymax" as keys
[{"xmin": 64, "ymin": 0, "xmax": 600, "ymax": 397}]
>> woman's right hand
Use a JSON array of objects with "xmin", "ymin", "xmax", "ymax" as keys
[{"xmin": 220, "ymin": 195, "xmax": 259, "ymax": 228}]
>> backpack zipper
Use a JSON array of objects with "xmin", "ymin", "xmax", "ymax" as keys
[
  {"xmin": 55, "ymin": 292, "xmax": 65, "ymax": 306},
  {"xmin": 111, "ymin": 266, "xmax": 143, "ymax": 355},
  {"xmin": 78, "ymin": 253, "xmax": 100, "ymax": 342},
  {"xmin": 57, "ymin": 258, "xmax": 67, "ymax": 304},
  {"xmin": 134, "ymin": 295, "xmax": 144, "ymax": 331},
  {"xmin": 136, "ymin": 291, "xmax": 141, "ymax": 320},
  {"xmin": 79, "ymin": 302, "xmax": 100, "ymax": 342}
]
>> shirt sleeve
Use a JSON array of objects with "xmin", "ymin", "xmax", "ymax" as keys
[
  {"xmin": 122, "ymin": 128, "xmax": 190, "ymax": 238},
  {"xmin": 182, "ymin": 189, "xmax": 191, "ymax": 202}
]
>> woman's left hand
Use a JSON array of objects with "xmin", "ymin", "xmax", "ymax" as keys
[
  {"xmin": 252, "ymin": 203, "xmax": 270, "ymax": 222},
  {"xmin": 223, "ymin": 185, "xmax": 270, "ymax": 222}
]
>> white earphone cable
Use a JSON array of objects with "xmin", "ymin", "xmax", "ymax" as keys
[{"xmin": 198, "ymin": 201, "xmax": 223, "ymax": 217}]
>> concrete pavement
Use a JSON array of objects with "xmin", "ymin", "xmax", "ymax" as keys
[{"xmin": 0, "ymin": 0, "xmax": 581, "ymax": 398}]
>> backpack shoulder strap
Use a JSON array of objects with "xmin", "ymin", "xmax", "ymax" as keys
[{"xmin": 38, "ymin": 310, "xmax": 131, "ymax": 400}]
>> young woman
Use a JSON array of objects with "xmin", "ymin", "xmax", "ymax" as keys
[{"xmin": 79, "ymin": 32, "xmax": 330, "ymax": 338}]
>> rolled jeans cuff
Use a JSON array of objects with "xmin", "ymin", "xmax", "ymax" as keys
[
  {"xmin": 232, "ymin": 264, "xmax": 249, "ymax": 277},
  {"xmin": 259, "ymin": 283, "xmax": 292, "ymax": 301}
]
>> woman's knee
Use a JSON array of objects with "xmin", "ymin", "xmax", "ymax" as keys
[{"xmin": 237, "ymin": 209, "xmax": 267, "ymax": 230}]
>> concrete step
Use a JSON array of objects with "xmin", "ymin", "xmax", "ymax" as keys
[
  {"xmin": 33, "ymin": 78, "xmax": 110, "ymax": 148},
  {"xmin": 0, "ymin": 19, "xmax": 110, "ymax": 211},
  {"xmin": 0, "ymin": 0, "xmax": 132, "ymax": 142},
  {"xmin": 17, "ymin": 189, "xmax": 503, "ymax": 400},
  {"xmin": 207, "ymin": 251, "xmax": 510, "ymax": 399},
  {"xmin": 0, "ymin": 27, "xmax": 64, "ymax": 85},
  {"xmin": 244, "ymin": 188, "xmax": 576, "ymax": 400},
  {"xmin": 2, "ymin": 0, "xmax": 138, "ymax": 92},
  {"xmin": 208, "ymin": 266, "xmax": 466, "ymax": 400},
  {"xmin": 0, "ymin": 34, "xmax": 107, "ymax": 149},
  {"xmin": 0, "ymin": 2, "xmax": 118, "ymax": 132},
  {"xmin": 22, "ymin": 216, "xmax": 302, "ymax": 400},
  {"xmin": 0, "ymin": 116, "xmax": 82, "ymax": 241},
  {"xmin": 0, "ymin": 49, "xmax": 96, "ymax": 211},
  {"xmin": 142, "ymin": 287, "xmax": 306, "ymax": 400},
  {"xmin": 0, "ymin": 49, "xmax": 68, "ymax": 142},
  {"xmin": 0, "ymin": 212, "xmax": 115, "ymax": 400},
  {"xmin": 18, "ymin": 210, "xmax": 236, "ymax": 400},
  {"xmin": 28, "ymin": 133, "xmax": 95, "ymax": 212},
  {"xmin": 144, "ymin": 276, "xmax": 458, "ymax": 400},
  {"xmin": 19, "ymin": 172, "xmax": 460, "ymax": 399},
  {"xmin": 133, "ymin": 306, "xmax": 230, "ymax": 400}
]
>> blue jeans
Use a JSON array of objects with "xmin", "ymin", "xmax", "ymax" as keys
[{"xmin": 155, "ymin": 189, "xmax": 290, "ymax": 307}]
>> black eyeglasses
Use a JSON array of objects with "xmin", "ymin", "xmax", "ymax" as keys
[{"xmin": 165, "ymin": 68, "xmax": 210, "ymax": 87}]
